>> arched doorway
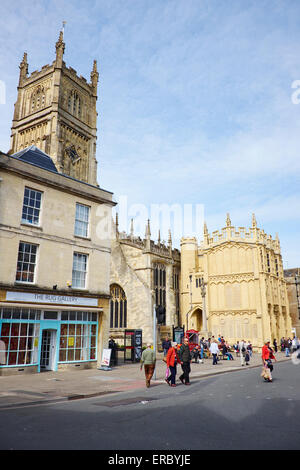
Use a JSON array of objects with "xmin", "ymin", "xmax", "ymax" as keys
[
  {"xmin": 110, "ymin": 284, "xmax": 127, "ymax": 329},
  {"xmin": 190, "ymin": 308, "xmax": 203, "ymax": 332}
]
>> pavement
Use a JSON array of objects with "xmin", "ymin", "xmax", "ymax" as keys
[{"xmin": 0, "ymin": 352, "xmax": 291, "ymax": 409}]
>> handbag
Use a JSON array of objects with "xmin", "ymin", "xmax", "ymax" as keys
[{"xmin": 162, "ymin": 357, "xmax": 167, "ymax": 363}]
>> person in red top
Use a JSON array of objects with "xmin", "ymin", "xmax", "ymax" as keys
[
  {"xmin": 261, "ymin": 341, "xmax": 277, "ymax": 382},
  {"xmin": 165, "ymin": 342, "xmax": 181, "ymax": 387}
]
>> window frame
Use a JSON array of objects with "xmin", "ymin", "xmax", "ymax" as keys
[
  {"xmin": 15, "ymin": 241, "xmax": 38, "ymax": 284},
  {"xmin": 72, "ymin": 252, "xmax": 88, "ymax": 289},
  {"xmin": 74, "ymin": 203, "xmax": 90, "ymax": 239},
  {"xmin": 21, "ymin": 186, "xmax": 43, "ymax": 227}
]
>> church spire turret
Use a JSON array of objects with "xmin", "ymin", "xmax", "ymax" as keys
[
  {"xmin": 18, "ymin": 52, "xmax": 28, "ymax": 86},
  {"xmin": 55, "ymin": 28, "xmax": 65, "ymax": 67},
  {"xmin": 90, "ymin": 60, "xmax": 99, "ymax": 96}
]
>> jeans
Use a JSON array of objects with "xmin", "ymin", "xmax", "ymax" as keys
[
  {"xmin": 212, "ymin": 353, "xmax": 218, "ymax": 365},
  {"xmin": 285, "ymin": 348, "xmax": 290, "ymax": 357},
  {"xmin": 168, "ymin": 365, "xmax": 177, "ymax": 385},
  {"xmin": 179, "ymin": 362, "xmax": 191, "ymax": 383},
  {"xmin": 200, "ymin": 348, "xmax": 204, "ymax": 359}
]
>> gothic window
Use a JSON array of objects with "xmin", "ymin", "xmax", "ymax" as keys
[
  {"xmin": 153, "ymin": 263, "xmax": 166, "ymax": 325},
  {"xmin": 173, "ymin": 268, "xmax": 180, "ymax": 323},
  {"xmin": 78, "ymin": 98, "xmax": 81, "ymax": 118},
  {"xmin": 73, "ymin": 92, "xmax": 78, "ymax": 114},
  {"xmin": 110, "ymin": 285, "xmax": 127, "ymax": 329},
  {"xmin": 68, "ymin": 94, "xmax": 72, "ymax": 112}
]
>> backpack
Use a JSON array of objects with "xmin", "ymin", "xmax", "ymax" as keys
[{"xmin": 242, "ymin": 347, "xmax": 246, "ymax": 353}]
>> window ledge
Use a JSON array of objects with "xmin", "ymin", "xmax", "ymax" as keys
[
  {"xmin": 74, "ymin": 235, "xmax": 91, "ymax": 241},
  {"xmin": 21, "ymin": 222, "xmax": 43, "ymax": 231},
  {"xmin": 14, "ymin": 281, "xmax": 36, "ymax": 286}
]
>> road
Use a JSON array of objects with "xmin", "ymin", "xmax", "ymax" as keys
[{"xmin": 0, "ymin": 361, "xmax": 299, "ymax": 450}]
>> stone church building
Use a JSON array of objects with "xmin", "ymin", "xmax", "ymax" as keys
[
  {"xmin": 180, "ymin": 214, "xmax": 292, "ymax": 347},
  {"xmin": 109, "ymin": 216, "xmax": 181, "ymax": 348},
  {"xmin": 0, "ymin": 29, "xmax": 294, "ymax": 372}
]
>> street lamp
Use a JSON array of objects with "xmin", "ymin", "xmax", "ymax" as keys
[
  {"xmin": 295, "ymin": 275, "xmax": 300, "ymax": 320},
  {"xmin": 186, "ymin": 275, "xmax": 193, "ymax": 331},
  {"xmin": 199, "ymin": 277, "xmax": 208, "ymax": 332}
]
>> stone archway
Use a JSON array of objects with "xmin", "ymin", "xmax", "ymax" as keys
[{"xmin": 190, "ymin": 308, "xmax": 203, "ymax": 332}]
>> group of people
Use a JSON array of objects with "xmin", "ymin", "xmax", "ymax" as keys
[
  {"xmin": 140, "ymin": 333, "xmax": 297, "ymax": 388},
  {"xmin": 278, "ymin": 336, "xmax": 299, "ymax": 357},
  {"xmin": 141, "ymin": 337, "xmax": 193, "ymax": 388}
]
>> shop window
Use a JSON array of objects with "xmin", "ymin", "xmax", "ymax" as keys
[
  {"xmin": 59, "ymin": 322, "xmax": 97, "ymax": 363},
  {"xmin": 0, "ymin": 321, "xmax": 39, "ymax": 367}
]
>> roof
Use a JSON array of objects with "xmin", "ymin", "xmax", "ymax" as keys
[{"xmin": 12, "ymin": 145, "xmax": 58, "ymax": 173}]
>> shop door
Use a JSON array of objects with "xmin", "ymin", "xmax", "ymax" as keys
[{"xmin": 40, "ymin": 329, "xmax": 57, "ymax": 371}]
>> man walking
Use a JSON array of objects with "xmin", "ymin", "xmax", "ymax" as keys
[
  {"xmin": 210, "ymin": 340, "xmax": 219, "ymax": 365},
  {"xmin": 162, "ymin": 336, "xmax": 171, "ymax": 357},
  {"xmin": 179, "ymin": 337, "xmax": 192, "ymax": 385},
  {"xmin": 140, "ymin": 343, "xmax": 156, "ymax": 388}
]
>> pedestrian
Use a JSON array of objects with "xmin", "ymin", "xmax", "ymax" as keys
[
  {"xmin": 273, "ymin": 338, "xmax": 278, "ymax": 353},
  {"xmin": 247, "ymin": 341, "xmax": 253, "ymax": 358},
  {"xmin": 222, "ymin": 343, "xmax": 234, "ymax": 360},
  {"xmin": 292, "ymin": 336, "xmax": 299, "ymax": 352},
  {"xmin": 200, "ymin": 337, "xmax": 205, "ymax": 360},
  {"xmin": 240, "ymin": 340, "xmax": 246, "ymax": 366},
  {"xmin": 210, "ymin": 339, "xmax": 219, "ymax": 365},
  {"xmin": 162, "ymin": 336, "xmax": 171, "ymax": 357},
  {"xmin": 166, "ymin": 342, "xmax": 181, "ymax": 387},
  {"xmin": 140, "ymin": 343, "xmax": 156, "ymax": 388},
  {"xmin": 192, "ymin": 345, "xmax": 202, "ymax": 363},
  {"xmin": 261, "ymin": 341, "xmax": 277, "ymax": 382},
  {"xmin": 284, "ymin": 337, "xmax": 290, "ymax": 357},
  {"xmin": 108, "ymin": 336, "xmax": 117, "ymax": 366},
  {"xmin": 235, "ymin": 341, "xmax": 240, "ymax": 357},
  {"xmin": 179, "ymin": 337, "xmax": 192, "ymax": 385}
]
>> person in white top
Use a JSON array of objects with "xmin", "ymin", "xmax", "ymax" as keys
[
  {"xmin": 209, "ymin": 340, "xmax": 219, "ymax": 365},
  {"xmin": 240, "ymin": 340, "xmax": 246, "ymax": 366}
]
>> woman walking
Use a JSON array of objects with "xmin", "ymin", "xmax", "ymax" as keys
[
  {"xmin": 165, "ymin": 342, "xmax": 181, "ymax": 387},
  {"xmin": 261, "ymin": 341, "xmax": 277, "ymax": 382}
]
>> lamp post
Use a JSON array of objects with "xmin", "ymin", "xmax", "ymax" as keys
[
  {"xmin": 199, "ymin": 277, "xmax": 208, "ymax": 332},
  {"xmin": 295, "ymin": 275, "xmax": 300, "ymax": 320},
  {"xmin": 153, "ymin": 302, "xmax": 157, "ymax": 379},
  {"xmin": 186, "ymin": 275, "xmax": 192, "ymax": 331}
]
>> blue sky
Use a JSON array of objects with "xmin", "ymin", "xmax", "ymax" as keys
[{"xmin": 0, "ymin": 0, "xmax": 300, "ymax": 266}]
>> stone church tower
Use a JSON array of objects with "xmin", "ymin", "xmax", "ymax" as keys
[{"xmin": 9, "ymin": 28, "xmax": 99, "ymax": 185}]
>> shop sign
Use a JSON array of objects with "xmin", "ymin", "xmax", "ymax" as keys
[
  {"xmin": 100, "ymin": 348, "xmax": 112, "ymax": 367},
  {"xmin": 5, "ymin": 291, "xmax": 98, "ymax": 307}
]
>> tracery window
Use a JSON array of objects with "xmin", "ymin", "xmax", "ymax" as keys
[
  {"xmin": 153, "ymin": 263, "xmax": 166, "ymax": 324},
  {"xmin": 110, "ymin": 285, "xmax": 127, "ymax": 329}
]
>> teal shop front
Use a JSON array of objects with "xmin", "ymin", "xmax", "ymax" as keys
[{"xmin": 0, "ymin": 291, "xmax": 101, "ymax": 374}]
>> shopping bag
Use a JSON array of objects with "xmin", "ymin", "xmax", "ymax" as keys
[{"xmin": 165, "ymin": 367, "xmax": 170, "ymax": 379}]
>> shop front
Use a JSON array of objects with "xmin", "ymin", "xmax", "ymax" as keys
[{"xmin": 0, "ymin": 290, "xmax": 102, "ymax": 374}]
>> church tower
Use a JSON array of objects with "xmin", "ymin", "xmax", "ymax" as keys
[{"xmin": 9, "ymin": 27, "xmax": 99, "ymax": 185}]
